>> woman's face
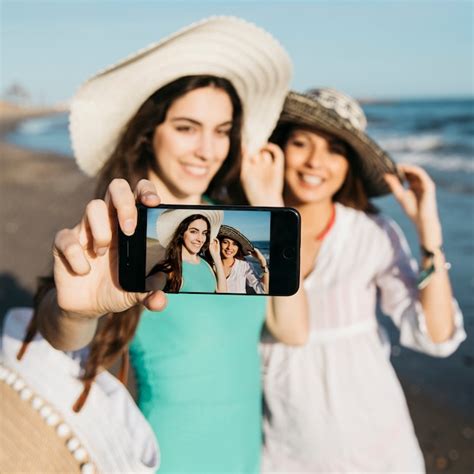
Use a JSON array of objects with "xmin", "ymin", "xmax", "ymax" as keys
[
  {"xmin": 152, "ymin": 86, "xmax": 233, "ymax": 199},
  {"xmin": 283, "ymin": 129, "xmax": 349, "ymax": 205},
  {"xmin": 182, "ymin": 218, "xmax": 209, "ymax": 255},
  {"xmin": 220, "ymin": 237, "xmax": 239, "ymax": 259}
]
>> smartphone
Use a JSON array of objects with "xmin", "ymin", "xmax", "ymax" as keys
[{"xmin": 119, "ymin": 204, "xmax": 300, "ymax": 296}]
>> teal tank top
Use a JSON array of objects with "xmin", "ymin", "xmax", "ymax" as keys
[{"xmin": 130, "ymin": 255, "xmax": 266, "ymax": 473}]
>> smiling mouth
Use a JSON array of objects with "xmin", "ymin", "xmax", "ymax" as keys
[
  {"xmin": 298, "ymin": 172, "xmax": 324, "ymax": 186},
  {"xmin": 181, "ymin": 163, "xmax": 208, "ymax": 177},
  {"xmin": 224, "ymin": 250, "xmax": 234, "ymax": 255}
]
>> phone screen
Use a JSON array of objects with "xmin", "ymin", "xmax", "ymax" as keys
[
  {"xmin": 145, "ymin": 207, "xmax": 271, "ymax": 295},
  {"xmin": 119, "ymin": 204, "xmax": 300, "ymax": 296}
]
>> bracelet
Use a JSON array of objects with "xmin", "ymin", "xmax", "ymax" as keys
[{"xmin": 417, "ymin": 245, "xmax": 451, "ymax": 289}]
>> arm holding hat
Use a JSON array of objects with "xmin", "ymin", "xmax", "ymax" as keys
[
  {"xmin": 241, "ymin": 144, "xmax": 309, "ymax": 345},
  {"xmin": 37, "ymin": 179, "xmax": 168, "ymax": 351},
  {"xmin": 384, "ymin": 164, "xmax": 457, "ymax": 344},
  {"xmin": 208, "ymin": 238, "xmax": 228, "ymax": 293},
  {"xmin": 249, "ymin": 248, "xmax": 269, "ymax": 294}
]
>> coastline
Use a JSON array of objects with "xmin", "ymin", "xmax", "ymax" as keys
[{"xmin": 0, "ymin": 111, "xmax": 472, "ymax": 472}]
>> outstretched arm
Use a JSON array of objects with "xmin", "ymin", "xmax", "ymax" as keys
[{"xmin": 37, "ymin": 179, "xmax": 167, "ymax": 351}]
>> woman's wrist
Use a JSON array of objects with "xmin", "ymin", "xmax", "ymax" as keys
[{"xmin": 416, "ymin": 219, "xmax": 443, "ymax": 252}]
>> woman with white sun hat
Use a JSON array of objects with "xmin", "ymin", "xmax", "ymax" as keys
[{"xmin": 22, "ymin": 16, "xmax": 308, "ymax": 472}]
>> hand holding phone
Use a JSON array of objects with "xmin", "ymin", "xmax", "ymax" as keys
[{"xmin": 52, "ymin": 179, "xmax": 167, "ymax": 320}]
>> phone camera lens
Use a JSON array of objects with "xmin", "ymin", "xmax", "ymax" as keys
[{"xmin": 282, "ymin": 247, "xmax": 296, "ymax": 260}]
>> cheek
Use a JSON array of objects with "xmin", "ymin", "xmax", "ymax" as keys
[
  {"xmin": 215, "ymin": 138, "xmax": 230, "ymax": 161},
  {"xmin": 153, "ymin": 128, "xmax": 194, "ymax": 164},
  {"xmin": 284, "ymin": 149, "xmax": 305, "ymax": 174},
  {"xmin": 332, "ymin": 159, "xmax": 349, "ymax": 183}
]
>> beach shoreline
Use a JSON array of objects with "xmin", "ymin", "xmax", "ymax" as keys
[{"xmin": 0, "ymin": 110, "xmax": 472, "ymax": 472}]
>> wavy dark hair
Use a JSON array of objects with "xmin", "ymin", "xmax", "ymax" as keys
[
  {"xmin": 19, "ymin": 75, "xmax": 246, "ymax": 412},
  {"xmin": 148, "ymin": 214, "xmax": 211, "ymax": 292},
  {"xmin": 270, "ymin": 123, "xmax": 378, "ymax": 214},
  {"xmin": 96, "ymin": 75, "xmax": 245, "ymax": 203}
]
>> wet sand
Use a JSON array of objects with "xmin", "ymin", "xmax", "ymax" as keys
[{"xmin": 0, "ymin": 113, "xmax": 472, "ymax": 472}]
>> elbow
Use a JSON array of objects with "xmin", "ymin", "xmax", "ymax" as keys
[{"xmin": 279, "ymin": 326, "xmax": 310, "ymax": 346}]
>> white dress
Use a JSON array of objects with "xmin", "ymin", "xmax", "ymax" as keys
[
  {"xmin": 261, "ymin": 203, "xmax": 466, "ymax": 473},
  {"xmin": 227, "ymin": 258, "xmax": 265, "ymax": 294}
]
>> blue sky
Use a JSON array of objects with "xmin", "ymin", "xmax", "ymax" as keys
[
  {"xmin": 147, "ymin": 208, "xmax": 270, "ymax": 242},
  {"xmin": 1, "ymin": 1, "xmax": 472, "ymax": 103}
]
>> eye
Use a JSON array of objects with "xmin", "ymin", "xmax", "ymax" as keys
[
  {"xmin": 217, "ymin": 127, "xmax": 231, "ymax": 137},
  {"xmin": 329, "ymin": 140, "xmax": 348, "ymax": 156},
  {"xmin": 289, "ymin": 138, "xmax": 308, "ymax": 148},
  {"xmin": 175, "ymin": 125, "xmax": 196, "ymax": 134}
]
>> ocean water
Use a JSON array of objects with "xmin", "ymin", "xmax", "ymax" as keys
[
  {"xmin": 6, "ymin": 98, "xmax": 473, "ymax": 324},
  {"xmin": 6, "ymin": 98, "xmax": 474, "ymax": 412}
]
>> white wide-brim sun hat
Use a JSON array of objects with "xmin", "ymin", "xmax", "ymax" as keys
[
  {"xmin": 70, "ymin": 16, "xmax": 293, "ymax": 176},
  {"xmin": 156, "ymin": 209, "xmax": 224, "ymax": 249}
]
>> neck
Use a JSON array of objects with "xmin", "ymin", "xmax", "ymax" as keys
[
  {"xmin": 222, "ymin": 256, "xmax": 235, "ymax": 267},
  {"xmin": 182, "ymin": 247, "xmax": 199, "ymax": 263},
  {"xmin": 287, "ymin": 195, "xmax": 335, "ymax": 238},
  {"xmin": 148, "ymin": 170, "xmax": 204, "ymax": 205}
]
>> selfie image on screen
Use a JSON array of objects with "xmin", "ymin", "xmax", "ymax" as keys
[{"xmin": 145, "ymin": 208, "xmax": 271, "ymax": 294}]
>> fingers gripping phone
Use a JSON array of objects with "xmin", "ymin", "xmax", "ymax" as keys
[{"xmin": 119, "ymin": 204, "xmax": 300, "ymax": 296}]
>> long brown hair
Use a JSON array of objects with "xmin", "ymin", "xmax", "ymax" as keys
[
  {"xmin": 95, "ymin": 75, "xmax": 245, "ymax": 203},
  {"xmin": 270, "ymin": 123, "xmax": 378, "ymax": 214},
  {"xmin": 149, "ymin": 214, "xmax": 212, "ymax": 292},
  {"xmin": 20, "ymin": 75, "xmax": 246, "ymax": 411}
]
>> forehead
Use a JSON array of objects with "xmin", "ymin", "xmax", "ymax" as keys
[
  {"xmin": 290, "ymin": 127, "xmax": 344, "ymax": 144},
  {"xmin": 187, "ymin": 218, "xmax": 208, "ymax": 230},
  {"xmin": 167, "ymin": 86, "xmax": 233, "ymax": 124},
  {"xmin": 222, "ymin": 237, "xmax": 237, "ymax": 244}
]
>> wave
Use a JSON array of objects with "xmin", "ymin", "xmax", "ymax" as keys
[
  {"xmin": 393, "ymin": 151, "xmax": 474, "ymax": 173},
  {"xmin": 413, "ymin": 114, "xmax": 474, "ymax": 132},
  {"xmin": 17, "ymin": 114, "xmax": 67, "ymax": 135},
  {"xmin": 377, "ymin": 134, "xmax": 444, "ymax": 153}
]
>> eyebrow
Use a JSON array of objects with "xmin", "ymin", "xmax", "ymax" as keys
[
  {"xmin": 188, "ymin": 226, "xmax": 208, "ymax": 232},
  {"xmin": 170, "ymin": 117, "xmax": 232, "ymax": 128}
]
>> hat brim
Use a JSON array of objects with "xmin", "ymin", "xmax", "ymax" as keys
[
  {"xmin": 278, "ymin": 92, "xmax": 402, "ymax": 197},
  {"xmin": 70, "ymin": 16, "xmax": 292, "ymax": 176},
  {"xmin": 156, "ymin": 209, "xmax": 224, "ymax": 249},
  {"xmin": 217, "ymin": 225, "xmax": 254, "ymax": 255}
]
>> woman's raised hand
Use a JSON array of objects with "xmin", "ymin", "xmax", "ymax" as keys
[
  {"xmin": 53, "ymin": 179, "xmax": 167, "ymax": 319},
  {"xmin": 251, "ymin": 248, "xmax": 267, "ymax": 268},
  {"xmin": 208, "ymin": 238, "xmax": 222, "ymax": 262},
  {"xmin": 384, "ymin": 164, "xmax": 443, "ymax": 249},
  {"xmin": 241, "ymin": 143, "xmax": 285, "ymax": 206}
]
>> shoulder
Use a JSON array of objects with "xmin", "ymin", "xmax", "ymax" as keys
[{"xmin": 336, "ymin": 203, "xmax": 398, "ymax": 239}]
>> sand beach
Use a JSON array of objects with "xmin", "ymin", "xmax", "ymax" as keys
[{"xmin": 0, "ymin": 106, "xmax": 472, "ymax": 472}]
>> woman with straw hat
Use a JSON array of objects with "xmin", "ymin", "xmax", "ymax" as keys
[
  {"xmin": 20, "ymin": 17, "xmax": 308, "ymax": 473},
  {"xmin": 243, "ymin": 88, "xmax": 465, "ymax": 471},
  {"xmin": 146, "ymin": 209, "xmax": 226, "ymax": 293},
  {"xmin": 217, "ymin": 224, "xmax": 269, "ymax": 294}
]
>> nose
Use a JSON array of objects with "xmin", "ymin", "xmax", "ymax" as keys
[
  {"xmin": 307, "ymin": 137, "xmax": 329, "ymax": 168},
  {"xmin": 195, "ymin": 131, "xmax": 214, "ymax": 161}
]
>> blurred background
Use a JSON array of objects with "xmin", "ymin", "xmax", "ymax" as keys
[{"xmin": 1, "ymin": 1, "xmax": 473, "ymax": 471}]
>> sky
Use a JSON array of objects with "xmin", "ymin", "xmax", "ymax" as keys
[
  {"xmin": 1, "ymin": 0, "xmax": 472, "ymax": 104},
  {"xmin": 147, "ymin": 208, "xmax": 270, "ymax": 242}
]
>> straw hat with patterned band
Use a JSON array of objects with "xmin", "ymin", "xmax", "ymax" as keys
[
  {"xmin": 156, "ymin": 209, "xmax": 224, "ymax": 249},
  {"xmin": 217, "ymin": 225, "xmax": 255, "ymax": 256},
  {"xmin": 70, "ymin": 16, "xmax": 293, "ymax": 177},
  {"xmin": 276, "ymin": 88, "xmax": 402, "ymax": 197}
]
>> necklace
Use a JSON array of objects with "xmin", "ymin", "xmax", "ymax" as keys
[{"xmin": 315, "ymin": 204, "xmax": 336, "ymax": 241}]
